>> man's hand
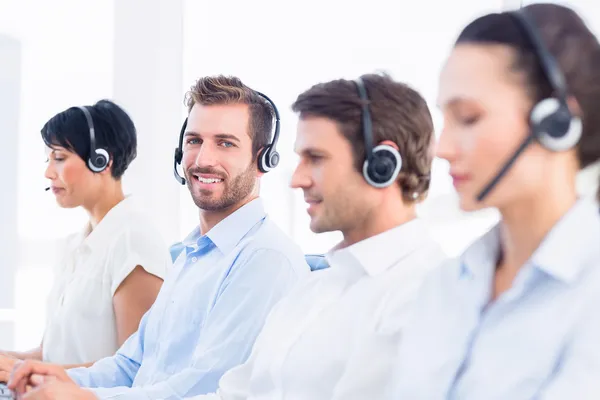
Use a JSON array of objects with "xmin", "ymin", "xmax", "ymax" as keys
[
  {"xmin": 21, "ymin": 380, "xmax": 97, "ymax": 400},
  {"xmin": 0, "ymin": 353, "xmax": 18, "ymax": 383},
  {"xmin": 7, "ymin": 360, "xmax": 74, "ymax": 396}
]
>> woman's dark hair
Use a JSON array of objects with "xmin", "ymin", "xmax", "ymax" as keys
[
  {"xmin": 41, "ymin": 99, "xmax": 137, "ymax": 179},
  {"xmin": 456, "ymin": 3, "xmax": 600, "ymax": 171}
]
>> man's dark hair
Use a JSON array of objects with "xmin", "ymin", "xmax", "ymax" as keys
[
  {"xmin": 41, "ymin": 99, "xmax": 137, "ymax": 179},
  {"xmin": 292, "ymin": 73, "xmax": 434, "ymax": 202}
]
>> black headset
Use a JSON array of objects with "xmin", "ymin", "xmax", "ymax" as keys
[
  {"xmin": 354, "ymin": 77, "xmax": 402, "ymax": 188},
  {"xmin": 173, "ymin": 91, "xmax": 280, "ymax": 185},
  {"xmin": 77, "ymin": 106, "xmax": 110, "ymax": 173},
  {"xmin": 476, "ymin": 9, "xmax": 583, "ymax": 201}
]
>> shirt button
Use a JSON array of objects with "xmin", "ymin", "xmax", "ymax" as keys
[{"xmin": 191, "ymin": 257, "xmax": 198, "ymax": 263}]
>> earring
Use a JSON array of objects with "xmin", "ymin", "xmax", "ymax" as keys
[{"xmin": 412, "ymin": 192, "xmax": 419, "ymax": 200}]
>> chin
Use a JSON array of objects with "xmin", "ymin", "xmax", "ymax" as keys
[
  {"xmin": 192, "ymin": 195, "xmax": 236, "ymax": 212},
  {"xmin": 194, "ymin": 199, "xmax": 222, "ymax": 211},
  {"xmin": 56, "ymin": 200, "xmax": 79, "ymax": 209},
  {"xmin": 309, "ymin": 218, "xmax": 334, "ymax": 234},
  {"xmin": 309, "ymin": 220, "xmax": 324, "ymax": 234},
  {"xmin": 458, "ymin": 195, "xmax": 489, "ymax": 212}
]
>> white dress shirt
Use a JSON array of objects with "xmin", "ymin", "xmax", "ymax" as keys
[
  {"xmin": 192, "ymin": 218, "xmax": 447, "ymax": 400},
  {"xmin": 42, "ymin": 196, "xmax": 170, "ymax": 364}
]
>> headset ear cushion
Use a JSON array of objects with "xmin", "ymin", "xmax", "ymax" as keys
[
  {"xmin": 174, "ymin": 148, "xmax": 183, "ymax": 164},
  {"xmin": 362, "ymin": 145, "xmax": 402, "ymax": 188},
  {"xmin": 257, "ymin": 146, "xmax": 280, "ymax": 173},
  {"xmin": 258, "ymin": 147, "xmax": 270, "ymax": 173},
  {"xmin": 89, "ymin": 148, "xmax": 110, "ymax": 172},
  {"xmin": 531, "ymin": 98, "xmax": 582, "ymax": 151},
  {"xmin": 269, "ymin": 151, "xmax": 280, "ymax": 169}
]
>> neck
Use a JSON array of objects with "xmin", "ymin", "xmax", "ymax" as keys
[
  {"xmin": 84, "ymin": 180, "xmax": 126, "ymax": 228},
  {"xmin": 498, "ymin": 183, "xmax": 577, "ymax": 273},
  {"xmin": 199, "ymin": 194, "xmax": 258, "ymax": 235},
  {"xmin": 340, "ymin": 198, "xmax": 417, "ymax": 248}
]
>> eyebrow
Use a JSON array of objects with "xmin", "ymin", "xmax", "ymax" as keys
[
  {"xmin": 214, "ymin": 133, "xmax": 241, "ymax": 143},
  {"xmin": 437, "ymin": 96, "xmax": 478, "ymax": 109},
  {"xmin": 184, "ymin": 131, "xmax": 241, "ymax": 143},
  {"xmin": 295, "ymin": 147, "xmax": 330, "ymax": 157}
]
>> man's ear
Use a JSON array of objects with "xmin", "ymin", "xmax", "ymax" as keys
[{"xmin": 378, "ymin": 139, "xmax": 400, "ymax": 152}]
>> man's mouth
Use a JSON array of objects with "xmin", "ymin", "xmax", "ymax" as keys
[{"xmin": 194, "ymin": 175, "xmax": 224, "ymax": 184}]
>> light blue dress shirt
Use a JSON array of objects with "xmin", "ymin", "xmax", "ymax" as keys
[
  {"xmin": 68, "ymin": 198, "xmax": 310, "ymax": 399},
  {"xmin": 389, "ymin": 198, "xmax": 600, "ymax": 400}
]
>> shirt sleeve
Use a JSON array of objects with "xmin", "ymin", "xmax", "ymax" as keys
[
  {"xmin": 68, "ymin": 310, "xmax": 150, "ymax": 389},
  {"xmin": 109, "ymin": 227, "xmax": 171, "ymax": 296},
  {"xmin": 87, "ymin": 248, "xmax": 303, "ymax": 400}
]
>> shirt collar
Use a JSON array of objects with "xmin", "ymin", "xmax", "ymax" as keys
[
  {"xmin": 460, "ymin": 198, "xmax": 600, "ymax": 284},
  {"xmin": 183, "ymin": 198, "xmax": 267, "ymax": 254},
  {"xmin": 326, "ymin": 218, "xmax": 434, "ymax": 277},
  {"xmin": 531, "ymin": 198, "xmax": 600, "ymax": 283},
  {"xmin": 460, "ymin": 224, "xmax": 501, "ymax": 281},
  {"xmin": 80, "ymin": 196, "xmax": 136, "ymax": 253}
]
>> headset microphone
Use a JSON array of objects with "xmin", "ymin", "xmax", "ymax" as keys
[
  {"xmin": 476, "ymin": 135, "xmax": 534, "ymax": 201},
  {"xmin": 476, "ymin": 9, "xmax": 582, "ymax": 202},
  {"xmin": 45, "ymin": 187, "xmax": 50, "ymax": 191}
]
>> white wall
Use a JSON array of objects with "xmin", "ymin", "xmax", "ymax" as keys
[
  {"xmin": 113, "ymin": 0, "xmax": 184, "ymax": 245},
  {"xmin": 0, "ymin": 34, "xmax": 20, "ymax": 348}
]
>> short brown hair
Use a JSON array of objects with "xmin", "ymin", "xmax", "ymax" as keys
[
  {"xmin": 185, "ymin": 75, "xmax": 274, "ymax": 159},
  {"xmin": 292, "ymin": 73, "xmax": 434, "ymax": 202}
]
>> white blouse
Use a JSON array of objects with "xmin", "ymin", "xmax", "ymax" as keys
[{"xmin": 42, "ymin": 196, "xmax": 170, "ymax": 364}]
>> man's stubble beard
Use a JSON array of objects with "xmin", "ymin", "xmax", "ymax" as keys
[{"xmin": 187, "ymin": 162, "xmax": 257, "ymax": 212}]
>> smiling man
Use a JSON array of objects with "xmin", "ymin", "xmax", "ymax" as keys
[{"xmin": 6, "ymin": 75, "xmax": 310, "ymax": 400}]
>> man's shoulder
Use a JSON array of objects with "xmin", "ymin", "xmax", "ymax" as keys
[
  {"xmin": 248, "ymin": 217, "xmax": 300, "ymax": 248},
  {"xmin": 234, "ymin": 218, "xmax": 309, "ymax": 272}
]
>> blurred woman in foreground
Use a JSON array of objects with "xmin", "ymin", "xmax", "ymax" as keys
[{"xmin": 389, "ymin": 3, "xmax": 600, "ymax": 399}]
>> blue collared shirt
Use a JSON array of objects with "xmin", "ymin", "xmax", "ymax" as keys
[
  {"xmin": 68, "ymin": 199, "xmax": 310, "ymax": 399},
  {"xmin": 389, "ymin": 198, "xmax": 600, "ymax": 400}
]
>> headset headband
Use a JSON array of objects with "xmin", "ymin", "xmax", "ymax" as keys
[
  {"xmin": 77, "ymin": 106, "xmax": 98, "ymax": 155},
  {"xmin": 354, "ymin": 78, "xmax": 374, "ymax": 161},
  {"xmin": 510, "ymin": 10, "xmax": 568, "ymax": 99}
]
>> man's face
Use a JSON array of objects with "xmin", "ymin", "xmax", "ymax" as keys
[
  {"xmin": 291, "ymin": 116, "xmax": 375, "ymax": 233},
  {"xmin": 182, "ymin": 103, "xmax": 259, "ymax": 211}
]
